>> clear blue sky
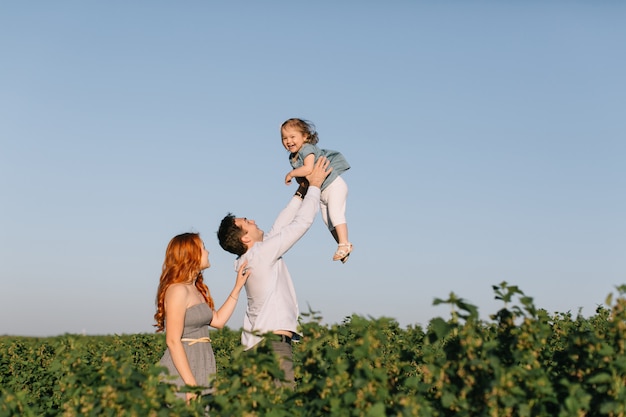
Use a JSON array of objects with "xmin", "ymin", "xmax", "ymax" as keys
[{"xmin": 1, "ymin": 2, "xmax": 624, "ymax": 336}]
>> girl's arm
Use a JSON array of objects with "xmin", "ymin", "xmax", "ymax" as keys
[
  {"xmin": 285, "ymin": 153, "xmax": 315, "ymax": 185},
  {"xmin": 210, "ymin": 261, "xmax": 249, "ymax": 329},
  {"xmin": 164, "ymin": 285, "xmax": 197, "ymax": 389}
]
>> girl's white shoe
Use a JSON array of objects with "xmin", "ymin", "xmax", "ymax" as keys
[{"xmin": 333, "ymin": 243, "xmax": 353, "ymax": 264}]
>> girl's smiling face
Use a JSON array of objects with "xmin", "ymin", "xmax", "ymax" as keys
[{"xmin": 281, "ymin": 126, "xmax": 308, "ymax": 154}]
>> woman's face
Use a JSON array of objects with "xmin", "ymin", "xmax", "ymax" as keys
[{"xmin": 199, "ymin": 240, "xmax": 210, "ymax": 270}]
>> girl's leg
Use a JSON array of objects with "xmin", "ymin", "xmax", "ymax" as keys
[
  {"xmin": 333, "ymin": 223, "xmax": 348, "ymax": 245},
  {"xmin": 322, "ymin": 177, "xmax": 352, "ymax": 262},
  {"xmin": 331, "ymin": 223, "xmax": 352, "ymax": 262}
]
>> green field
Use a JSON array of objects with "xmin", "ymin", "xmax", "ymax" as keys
[{"xmin": 2, "ymin": 282, "xmax": 625, "ymax": 416}]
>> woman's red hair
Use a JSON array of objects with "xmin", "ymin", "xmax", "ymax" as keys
[{"xmin": 154, "ymin": 233, "xmax": 214, "ymax": 332}]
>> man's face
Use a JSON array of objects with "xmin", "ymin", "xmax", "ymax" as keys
[{"xmin": 235, "ymin": 217, "xmax": 263, "ymax": 245}]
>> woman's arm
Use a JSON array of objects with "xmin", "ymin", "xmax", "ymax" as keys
[
  {"xmin": 210, "ymin": 261, "xmax": 249, "ymax": 329},
  {"xmin": 164, "ymin": 285, "xmax": 197, "ymax": 387}
]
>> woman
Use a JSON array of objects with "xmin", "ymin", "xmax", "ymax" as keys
[{"xmin": 154, "ymin": 232, "xmax": 248, "ymax": 401}]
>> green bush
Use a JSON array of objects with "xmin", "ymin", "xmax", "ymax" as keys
[{"xmin": 2, "ymin": 283, "xmax": 625, "ymax": 416}]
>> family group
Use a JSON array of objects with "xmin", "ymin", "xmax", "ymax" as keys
[{"xmin": 154, "ymin": 118, "xmax": 352, "ymax": 401}]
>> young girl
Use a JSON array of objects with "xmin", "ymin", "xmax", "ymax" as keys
[
  {"xmin": 281, "ymin": 118, "xmax": 353, "ymax": 263},
  {"xmin": 154, "ymin": 232, "xmax": 248, "ymax": 401}
]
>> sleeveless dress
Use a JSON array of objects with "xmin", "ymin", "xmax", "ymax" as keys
[{"xmin": 159, "ymin": 303, "xmax": 216, "ymax": 397}]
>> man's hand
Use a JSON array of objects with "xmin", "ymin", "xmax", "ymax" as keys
[{"xmin": 306, "ymin": 156, "xmax": 332, "ymax": 189}]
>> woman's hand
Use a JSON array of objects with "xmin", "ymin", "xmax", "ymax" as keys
[
  {"xmin": 210, "ymin": 261, "xmax": 249, "ymax": 329},
  {"xmin": 236, "ymin": 260, "xmax": 249, "ymax": 287}
]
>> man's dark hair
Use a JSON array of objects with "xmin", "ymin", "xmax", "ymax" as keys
[{"xmin": 217, "ymin": 213, "xmax": 247, "ymax": 256}]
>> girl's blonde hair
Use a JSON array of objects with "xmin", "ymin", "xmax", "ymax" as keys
[
  {"xmin": 153, "ymin": 233, "xmax": 214, "ymax": 332},
  {"xmin": 281, "ymin": 118, "xmax": 319, "ymax": 145}
]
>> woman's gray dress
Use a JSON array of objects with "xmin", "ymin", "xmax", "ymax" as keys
[{"xmin": 159, "ymin": 303, "xmax": 216, "ymax": 397}]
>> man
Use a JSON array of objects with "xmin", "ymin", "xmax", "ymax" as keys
[{"xmin": 217, "ymin": 157, "xmax": 331, "ymax": 386}]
